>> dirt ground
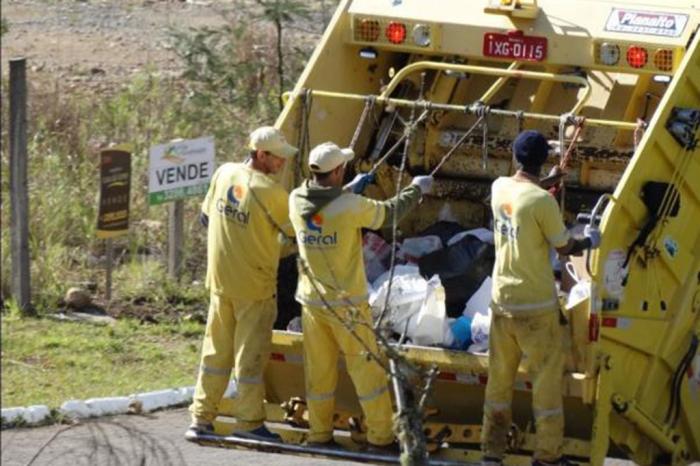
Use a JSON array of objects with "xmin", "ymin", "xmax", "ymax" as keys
[{"xmin": 1, "ymin": 0, "xmax": 240, "ymax": 91}]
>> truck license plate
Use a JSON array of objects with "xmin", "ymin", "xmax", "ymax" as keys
[{"xmin": 483, "ymin": 31, "xmax": 547, "ymax": 62}]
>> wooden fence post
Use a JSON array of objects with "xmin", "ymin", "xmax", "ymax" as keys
[
  {"xmin": 168, "ymin": 199, "xmax": 184, "ymax": 280},
  {"xmin": 9, "ymin": 57, "xmax": 33, "ymax": 315}
]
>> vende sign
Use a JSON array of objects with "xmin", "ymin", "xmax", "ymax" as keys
[
  {"xmin": 605, "ymin": 8, "xmax": 688, "ymax": 37},
  {"xmin": 148, "ymin": 137, "xmax": 215, "ymax": 205}
]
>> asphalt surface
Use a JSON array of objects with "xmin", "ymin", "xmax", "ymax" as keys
[{"xmin": 0, "ymin": 407, "xmax": 364, "ymax": 466}]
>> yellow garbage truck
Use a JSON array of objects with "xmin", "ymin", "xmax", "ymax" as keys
[{"xmin": 201, "ymin": 0, "xmax": 700, "ymax": 464}]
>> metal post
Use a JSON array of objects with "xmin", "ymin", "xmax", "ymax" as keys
[
  {"xmin": 168, "ymin": 199, "xmax": 184, "ymax": 280},
  {"xmin": 9, "ymin": 58, "xmax": 32, "ymax": 315}
]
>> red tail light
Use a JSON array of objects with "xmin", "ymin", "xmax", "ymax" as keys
[
  {"xmin": 385, "ymin": 22, "xmax": 407, "ymax": 44},
  {"xmin": 626, "ymin": 46, "xmax": 648, "ymax": 68}
]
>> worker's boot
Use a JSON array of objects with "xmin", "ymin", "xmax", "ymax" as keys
[{"xmin": 184, "ymin": 421, "xmax": 215, "ymax": 441}]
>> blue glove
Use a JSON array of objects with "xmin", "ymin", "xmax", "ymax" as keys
[
  {"xmin": 200, "ymin": 212, "xmax": 209, "ymax": 228},
  {"xmin": 411, "ymin": 175, "xmax": 434, "ymax": 195},
  {"xmin": 584, "ymin": 225, "xmax": 601, "ymax": 249},
  {"xmin": 345, "ymin": 173, "xmax": 375, "ymax": 194}
]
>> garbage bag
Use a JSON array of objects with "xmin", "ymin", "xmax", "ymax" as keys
[
  {"xmin": 409, "ymin": 275, "xmax": 449, "ymax": 346},
  {"xmin": 467, "ymin": 311, "xmax": 491, "ymax": 353},
  {"xmin": 370, "ymin": 269, "xmax": 451, "ymax": 346},
  {"xmin": 275, "ymin": 254, "xmax": 301, "ymax": 329},
  {"xmin": 418, "ymin": 235, "xmax": 495, "ymax": 317},
  {"xmin": 414, "ymin": 221, "xmax": 465, "ymax": 247},
  {"xmin": 398, "ymin": 235, "xmax": 443, "ymax": 263},
  {"xmin": 447, "ymin": 228, "xmax": 494, "ymax": 246},
  {"xmin": 449, "ymin": 315, "xmax": 473, "ymax": 350},
  {"xmin": 463, "ymin": 277, "xmax": 492, "ymax": 318},
  {"xmin": 363, "ymin": 231, "xmax": 392, "ymax": 283},
  {"xmin": 369, "ymin": 265, "xmax": 426, "ymax": 331}
]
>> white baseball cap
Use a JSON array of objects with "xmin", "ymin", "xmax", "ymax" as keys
[
  {"xmin": 249, "ymin": 126, "xmax": 297, "ymax": 159},
  {"xmin": 308, "ymin": 142, "xmax": 354, "ymax": 173}
]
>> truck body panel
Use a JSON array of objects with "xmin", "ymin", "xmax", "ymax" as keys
[{"xmin": 211, "ymin": 1, "xmax": 700, "ymax": 463}]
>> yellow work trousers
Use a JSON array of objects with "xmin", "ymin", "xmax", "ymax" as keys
[
  {"xmin": 190, "ymin": 293, "xmax": 277, "ymax": 430},
  {"xmin": 302, "ymin": 304, "xmax": 394, "ymax": 446},
  {"xmin": 482, "ymin": 311, "xmax": 565, "ymax": 462}
]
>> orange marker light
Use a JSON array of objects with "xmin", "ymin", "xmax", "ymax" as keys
[
  {"xmin": 626, "ymin": 46, "xmax": 648, "ymax": 68},
  {"xmin": 357, "ymin": 19, "xmax": 380, "ymax": 42},
  {"xmin": 653, "ymin": 49, "xmax": 673, "ymax": 72},
  {"xmin": 385, "ymin": 22, "xmax": 407, "ymax": 44}
]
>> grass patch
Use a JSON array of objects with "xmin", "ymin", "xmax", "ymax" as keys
[{"xmin": 1, "ymin": 315, "xmax": 204, "ymax": 408}]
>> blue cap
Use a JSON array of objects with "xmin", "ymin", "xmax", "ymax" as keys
[{"xmin": 513, "ymin": 130, "xmax": 551, "ymax": 167}]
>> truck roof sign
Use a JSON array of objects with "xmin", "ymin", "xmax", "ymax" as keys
[{"xmin": 605, "ymin": 8, "xmax": 689, "ymax": 38}]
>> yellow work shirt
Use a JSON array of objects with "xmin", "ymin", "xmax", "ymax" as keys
[
  {"xmin": 289, "ymin": 185, "xmax": 387, "ymax": 308},
  {"xmin": 490, "ymin": 176, "xmax": 570, "ymax": 316},
  {"xmin": 202, "ymin": 162, "xmax": 291, "ymax": 300}
]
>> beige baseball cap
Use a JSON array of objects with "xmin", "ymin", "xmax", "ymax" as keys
[
  {"xmin": 308, "ymin": 142, "xmax": 354, "ymax": 173},
  {"xmin": 248, "ymin": 126, "xmax": 297, "ymax": 159}
]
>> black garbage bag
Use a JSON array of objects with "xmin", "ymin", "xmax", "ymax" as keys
[
  {"xmin": 418, "ymin": 235, "xmax": 495, "ymax": 317},
  {"xmin": 275, "ymin": 254, "xmax": 301, "ymax": 329}
]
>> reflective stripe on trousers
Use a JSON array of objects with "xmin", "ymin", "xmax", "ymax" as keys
[
  {"xmin": 190, "ymin": 293, "xmax": 276, "ymax": 431},
  {"xmin": 482, "ymin": 311, "xmax": 565, "ymax": 462},
  {"xmin": 302, "ymin": 304, "xmax": 394, "ymax": 446}
]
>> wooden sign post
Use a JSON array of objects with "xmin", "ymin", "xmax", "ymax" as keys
[{"xmin": 97, "ymin": 147, "xmax": 132, "ymax": 302}]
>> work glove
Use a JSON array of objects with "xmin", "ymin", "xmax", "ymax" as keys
[
  {"xmin": 344, "ymin": 173, "xmax": 375, "ymax": 194},
  {"xmin": 200, "ymin": 212, "xmax": 209, "ymax": 228},
  {"xmin": 584, "ymin": 225, "xmax": 601, "ymax": 249},
  {"xmin": 411, "ymin": 175, "xmax": 434, "ymax": 195}
]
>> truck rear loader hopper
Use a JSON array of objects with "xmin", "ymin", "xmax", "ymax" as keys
[{"xmin": 203, "ymin": 1, "xmax": 700, "ymax": 464}]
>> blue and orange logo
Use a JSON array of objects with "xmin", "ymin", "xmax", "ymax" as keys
[
  {"xmin": 498, "ymin": 202, "xmax": 513, "ymax": 220},
  {"xmin": 306, "ymin": 213, "xmax": 323, "ymax": 233},
  {"xmin": 227, "ymin": 185, "xmax": 245, "ymax": 205}
]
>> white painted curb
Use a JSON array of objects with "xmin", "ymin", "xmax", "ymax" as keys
[{"xmin": 1, "ymin": 381, "xmax": 236, "ymax": 427}]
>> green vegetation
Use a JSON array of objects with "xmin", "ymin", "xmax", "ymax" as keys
[
  {"xmin": 1, "ymin": 313, "xmax": 204, "ymax": 408},
  {"xmin": 0, "ymin": 1, "xmax": 332, "ymax": 409},
  {"xmin": 0, "ymin": 2, "xmax": 325, "ymax": 313}
]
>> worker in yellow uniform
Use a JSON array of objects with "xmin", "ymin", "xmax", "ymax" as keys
[
  {"xmin": 187, "ymin": 126, "xmax": 296, "ymax": 442},
  {"xmin": 289, "ymin": 142, "xmax": 433, "ymax": 450},
  {"xmin": 481, "ymin": 130, "xmax": 600, "ymax": 466}
]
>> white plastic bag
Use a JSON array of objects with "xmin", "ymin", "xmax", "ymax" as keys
[
  {"xmin": 565, "ymin": 261, "xmax": 591, "ymax": 310},
  {"xmin": 467, "ymin": 310, "xmax": 492, "ymax": 353},
  {"xmin": 409, "ymin": 275, "xmax": 449, "ymax": 346},
  {"xmin": 398, "ymin": 235, "xmax": 442, "ymax": 262},
  {"xmin": 463, "ymin": 277, "xmax": 492, "ymax": 318},
  {"xmin": 370, "ymin": 266, "xmax": 426, "ymax": 331}
]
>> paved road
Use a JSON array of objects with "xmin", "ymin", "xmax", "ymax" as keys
[
  {"xmin": 0, "ymin": 408, "xmax": 363, "ymax": 466},
  {"xmin": 1, "ymin": 408, "xmax": 646, "ymax": 466}
]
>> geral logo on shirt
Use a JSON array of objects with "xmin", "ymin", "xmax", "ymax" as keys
[
  {"xmin": 299, "ymin": 213, "xmax": 337, "ymax": 246},
  {"xmin": 216, "ymin": 185, "xmax": 250, "ymax": 225},
  {"xmin": 494, "ymin": 202, "xmax": 519, "ymax": 240}
]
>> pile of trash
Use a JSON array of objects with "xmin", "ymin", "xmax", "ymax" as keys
[{"xmin": 365, "ymin": 221, "xmax": 495, "ymax": 352}]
